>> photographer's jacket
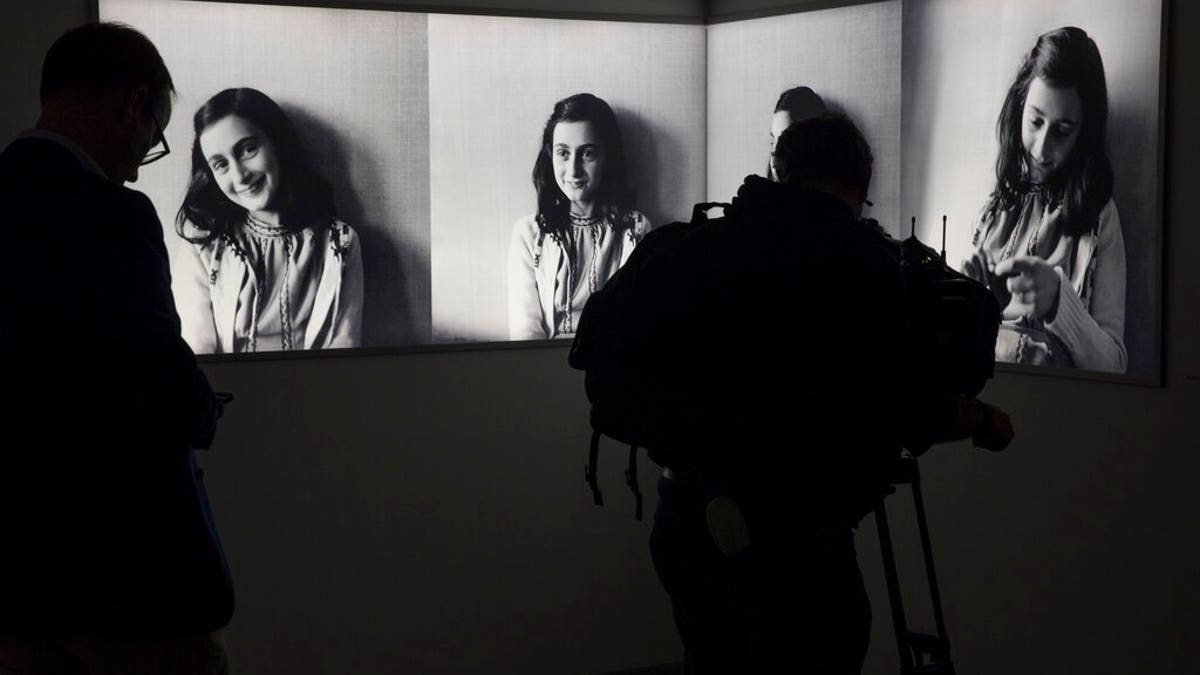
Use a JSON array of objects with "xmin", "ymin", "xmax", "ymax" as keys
[{"xmin": 655, "ymin": 176, "xmax": 957, "ymax": 524}]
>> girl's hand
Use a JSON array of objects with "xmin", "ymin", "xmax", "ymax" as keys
[
  {"xmin": 961, "ymin": 249, "xmax": 990, "ymax": 285},
  {"xmin": 962, "ymin": 248, "xmax": 1011, "ymax": 309},
  {"xmin": 994, "ymin": 255, "xmax": 1061, "ymax": 320}
]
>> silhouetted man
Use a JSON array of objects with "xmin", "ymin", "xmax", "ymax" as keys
[
  {"xmin": 0, "ymin": 23, "xmax": 233, "ymax": 674},
  {"xmin": 647, "ymin": 113, "xmax": 1012, "ymax": 674}
]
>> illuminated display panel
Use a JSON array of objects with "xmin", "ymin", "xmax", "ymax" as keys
[
  {"xmin": 98, "ymin": 0, "xmax": 1163, "ymax": 382},
  {"xmin": 899, "ymin": 0, "xmax": 1164, "ymax": 381}
]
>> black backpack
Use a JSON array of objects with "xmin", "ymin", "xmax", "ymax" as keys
[
  {"xmin": 567, "ymin": 203, "xmax": 723, "ymax": 519},
  {"xmin": 569, "ymin": 208, "xmax": 1000, "ymax": 519}
]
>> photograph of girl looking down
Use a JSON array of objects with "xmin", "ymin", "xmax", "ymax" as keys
[
  {"xmin": 173, "ymin": 87, "xmax": 364, "ymax": 354},
  {"xmin": 964, "ymin": 27, "xmax": 1126, "ymax": 372},
  {"xmin": 507, "ymin": 93, "xmax": 651, "ymax": 340}
]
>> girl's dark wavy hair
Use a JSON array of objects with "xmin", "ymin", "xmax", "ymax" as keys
[
  {"xmin": 988, "ymin": 26, "xmax": 1113, "ymax": 237},
  {"xmin": 532, "ymin": 93, "xmax": 636, "ymax": 235},
  {"xmin": 767, "ymin": 86, "xmax": 826, "ymax": 179},
  {"xmin": 176, "ymin": 87, "xmax": 336, "ymax": 244}
]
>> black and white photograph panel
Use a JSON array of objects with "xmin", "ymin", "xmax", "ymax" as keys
[
  {"xmin": 99, "ymin": 0, "xmax": 432, "ymax": 354},
  {"xmin": 901, "ymin": 0, "xmax": 1163, "ymax": 378},
  {"xmin": 706, "ymin": 0, "xmax": 902, "ymax": 232},
  {"xmin": 427, "ymin": 14, "xmax": 706, "ymax": 343}
]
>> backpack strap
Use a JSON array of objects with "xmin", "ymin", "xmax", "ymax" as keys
[
  {"xmin": 585, "ymin": 431, "xmax": 646, "ymax": 520},
  {"xmin": 585, "ymin": 429, "xmax": 604, "ymax": 506},
  {"xmin": 625, "ymin": 445, "xmax": 643, "ymax": 521}
]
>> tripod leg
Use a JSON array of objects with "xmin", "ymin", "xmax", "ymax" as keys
[
  {"xmin": 875, "ymin": 501, "xmax": 915, "ymax": 672},
  {"xmin": 911, "ymin": 478, "xmax": 952, "ymax": 657}
]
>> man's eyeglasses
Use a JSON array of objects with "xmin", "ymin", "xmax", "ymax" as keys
[{"xmin": 140, "ymin": 109, "xmax": 170, "ymax": 166}]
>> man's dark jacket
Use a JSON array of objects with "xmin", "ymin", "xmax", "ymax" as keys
[
  {"xmin": 0, "ymin": 137, "xmax": 233, "ymax": 635},
  {"xmin": 646, "ymin": 176, "xmax": 956, "ymax": 526}
]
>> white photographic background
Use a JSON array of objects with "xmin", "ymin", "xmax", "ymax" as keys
[
  {"xmin": 706, "ymin": 0, "xmax": 902, "ymax": 233},
  {"xmin": 426, "ymin": 14, "xmax": 707, "ymax": 343},
  {"xmin": 100, "ymin": 0, "xmax": 432, "ymax": 349},
  {"xmin": 901, "ymin": 0, "xmax": 1163, "ymax": 377}
]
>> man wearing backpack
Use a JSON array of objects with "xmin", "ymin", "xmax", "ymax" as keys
[{"xmin": 645, "ymin": 113, "xmax": 1013, "ymax": 674}]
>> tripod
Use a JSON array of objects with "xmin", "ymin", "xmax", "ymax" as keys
[{"xmin": 875, "ymin": 455, "xmax": 956, "ymax": 674}]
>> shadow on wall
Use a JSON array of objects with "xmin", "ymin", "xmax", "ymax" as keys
[
  {"xmin": 1107, "ymin": 96, "xmax": 1156, "ymax": 377},
  {"xmin": 618, "ymin": 106, "xmax": 679, "ymax": 229},
  {"xmin": 286, "ymin": 105, "xmax": 413, "ymax": 349},
  {"xmin": 825, "ymin": 95, "xmax": 897, "ymax": 232}
]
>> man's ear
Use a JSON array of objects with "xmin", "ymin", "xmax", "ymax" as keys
[
  {"xmin": 122, "ymin": 85, "xmax": 151, "ymax": 124},
  {"xmin": 856, "ymin": 184, "xmax": 870, "ymax": 208}
]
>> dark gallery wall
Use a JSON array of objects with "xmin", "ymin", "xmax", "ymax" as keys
[{"xmin": 2, "ymin": 1, "xmax": 1197, "ymax": 674}]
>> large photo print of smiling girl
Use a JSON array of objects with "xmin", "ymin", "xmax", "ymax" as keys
[
  {"xmin": 99, "ymin": 0, "xmax": 432, "ymax": 354},
  {"xmin": 900, "ymin": 0, "xmax": 1163, "ymax": 379},
  {"xmin": 174, "ymin": 87, "xmax": 364, "ymax": 353},
  {"xmin": 426, "ymin": 14, "xmax": 706, "ymax": 343}
]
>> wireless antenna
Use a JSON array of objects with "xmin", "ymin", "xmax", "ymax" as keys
[
  {"xmin": 941, "ymin": 215, "xmax": 947, "ymax": 262},
  {"xmin": 911, "ymin": 216, "xmax": 916, "ymax": 239}
]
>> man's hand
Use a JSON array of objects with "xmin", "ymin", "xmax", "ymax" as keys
[
  {"xmin": 931, "ymin": 397, "xmax": 1014, "ymax": 450},
  {"xmin": 215, "ymin": 392, "xmax": 235, "ymax": 419},
  {"xmin": 971, "ymin": 401, "xmax": 1013, "ymax": 452}
]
